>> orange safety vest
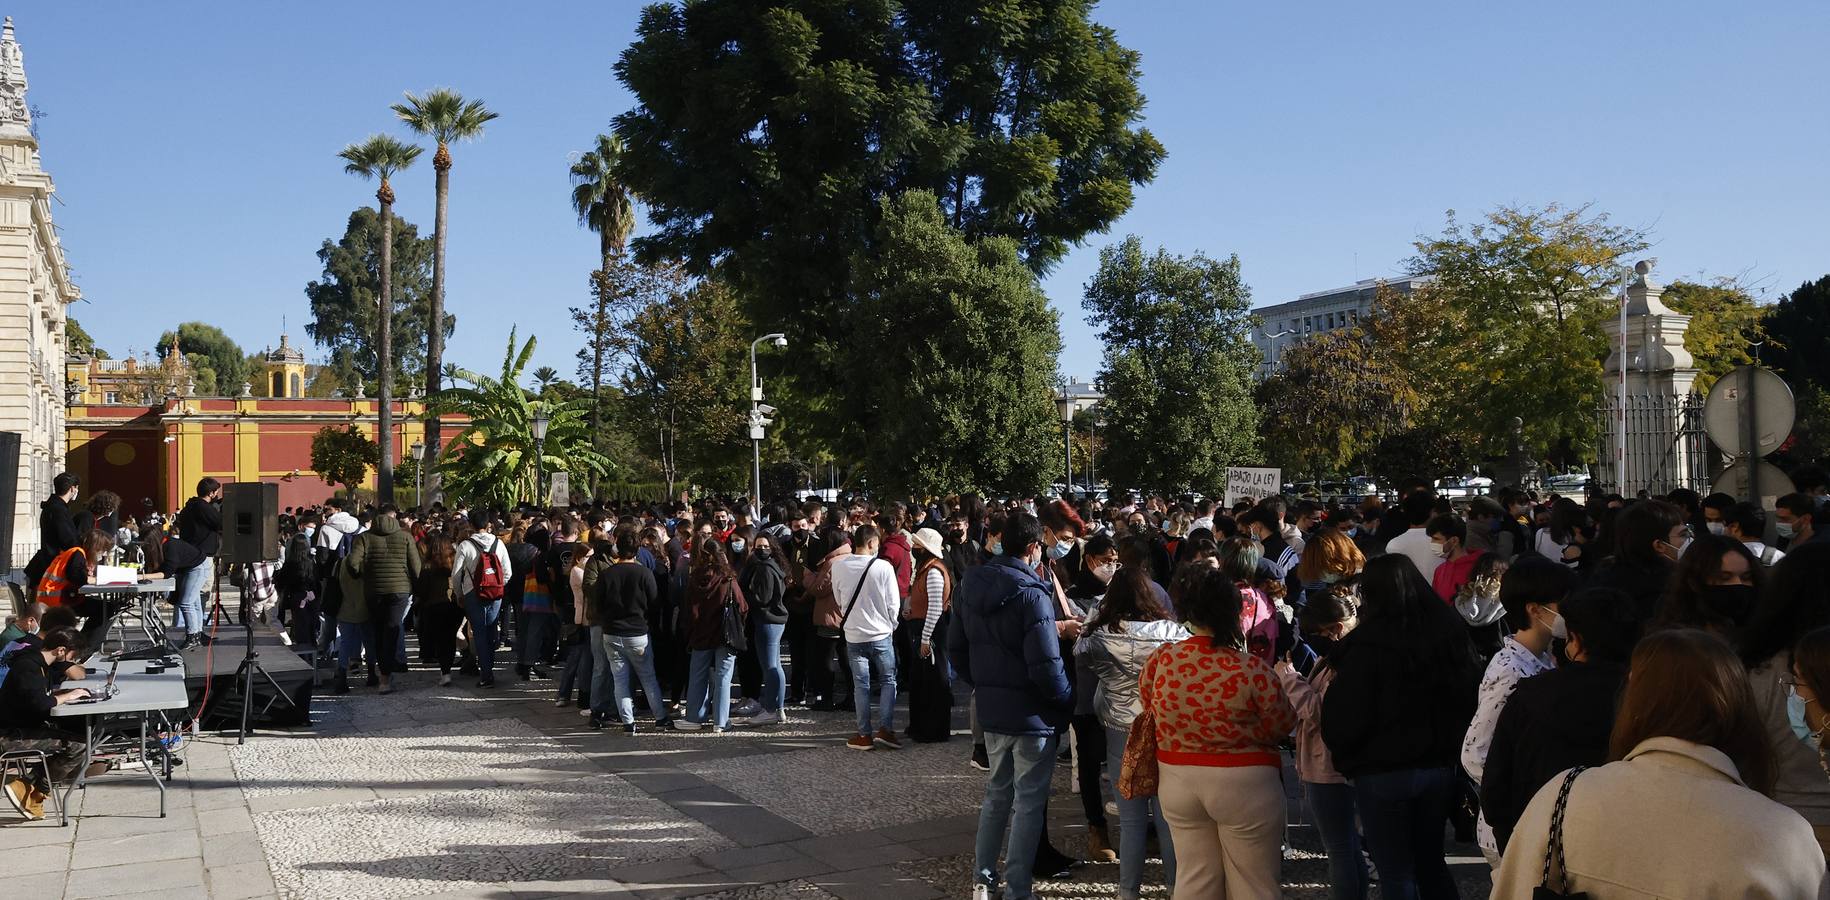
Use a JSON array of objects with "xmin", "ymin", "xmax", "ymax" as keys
[{"xmin": 35, "ymin": 546, "xmax": 85, "ymax": 607}]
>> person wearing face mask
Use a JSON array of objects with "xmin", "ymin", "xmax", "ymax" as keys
[
  {"xmin": 1777, "ymin": 492, "xmax": 1823, "ymax": 550},
  {"xmin": 1586, "ymin": 499, "xmax": 1686, "ymax": 625},
  {"xmin": 1700, "ymin": 491, "xmax": 1735, "ymax": 537},
  {"xmin": 1424, "ymin": 514, "xmax": 1484, "ymax": 605},
  {"xmin": 1458, "ymin": 556, "xmax": 1577, "ymax": 868},
  {"xmin": 904, "ymin": 528, "xmax": 954, "ymax": 743},
  {"xmin": 738, "ymin": 532, "xmax": 789, "ymax": 726},
  {"xmin": 1724, "ymin": 501, "xmax": 1787, "ymax": 567},
  {"xmin": 1452, "ymin": 554, "xmax": 1511, "ymax": 663},
  {"xmin": 1276, "ymin": 589, "xmax": 1369, "ymax": 900},
  {"xmin": 1738, "ymin": 543, "xmax": 1830, "ymax": 854},
  {"xmin": 1480, "ymin": 586, "xmax": 1638, "ymax": 854},
  {"xmin": 1789, "ymin": 626, "xmax": 1830, "ymax": 778},
  {"xmin": 1653, "ymin": 533, "xmax": 1759, "ymax": 639},
  {"xmin": 1067, "ymin": 533, "xmax": 1118, "ymax": 603}
]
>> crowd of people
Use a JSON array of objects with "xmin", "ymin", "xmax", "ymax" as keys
[{"xmin": 12, "ymin": 470, "xmax": 1830, "ymax": 898}]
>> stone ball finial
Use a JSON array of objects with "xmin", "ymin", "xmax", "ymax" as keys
[{"xmin": 1634, "ymin": 259, "xmax": 1651, "ymax": 276}]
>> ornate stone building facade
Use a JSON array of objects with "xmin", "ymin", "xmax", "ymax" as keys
[{"xmin": 0, "ymin": 19, "xmax": 79, "ymax": 568}]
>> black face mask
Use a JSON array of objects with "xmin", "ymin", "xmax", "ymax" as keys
[
  {"xmin": 1704, "ymin": 583, "xmax": 1758, "ymax": 625},
  {"xmin": 1304, "ymin": 633, "xmax": 1340, "ymax": 658},
  {"xmin": 754, "ymin": 548, "xmax": 773, "ymax": 560}
]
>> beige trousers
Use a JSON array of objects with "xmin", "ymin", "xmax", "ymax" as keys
[{"xmin": 1159, "ymin": 762, "xmax": 1285, "ymax": 900}]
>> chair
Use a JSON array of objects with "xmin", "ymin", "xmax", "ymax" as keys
[{"xmin": 0, "ymin": 748, "xmax": 65, "ymax": 825}]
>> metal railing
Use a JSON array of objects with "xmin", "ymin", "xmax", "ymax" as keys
[{"xmin": 1595, "ymin": 392, "xmax": 1708, "ymax": 496}]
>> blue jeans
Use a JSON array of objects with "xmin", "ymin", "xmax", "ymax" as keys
[
  {"xmin": 171, "ymin": 558, "xmax": 211, "ymax": 639},
  {"xmin": 589, "ymin": 625, "xmax": 615, "ymax": 714},
  {"xmin": 1353, "ymin": 767, "xmax": 1457, "ymax": 900},
  {"xmin": 335, "ymin": 620, "xmax": 375, "ymax": 674},
  {"xmin": 463, "ymin": 595, "xmax": 501, "ymax": 678},
  {"xmin": 845, "ymin": 636, "xmax": 897, "ymax": 736},
  {"xmin": 975, "ymin": 732, "xmax": 1060, "ymax": 900},
  {"xmin": 1106, "ymin": 726, "xmax": 1175, "ymax": 895},
  {"xmin": 603, "ymin": 632, "xmax": 670, "ymax": 724},
  {"xmin": 755, "ymin": 621, "xmax": 786, "ymax": 712},
  {"xmin": 686, "ymin": 647, "xmax": 736, "ymax": 728},
  {"xmin": 1307, "ymin": 780, "xmax": 1368, "ymax": 900}
]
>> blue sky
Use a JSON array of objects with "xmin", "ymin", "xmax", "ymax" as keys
[{"xmin": 17, "ymin": 2, "xmax": 1829, "ymax": 385}]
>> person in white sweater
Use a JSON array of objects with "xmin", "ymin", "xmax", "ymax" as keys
[
  {"xmin": 830, "ymin": 524, "xmax": 904, "ymax": 750},
  {"xmin": 1492, "ymin": 629, "xmax": 1826, "ymax": 899}
]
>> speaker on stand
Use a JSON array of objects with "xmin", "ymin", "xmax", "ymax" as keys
[{"xmin": 215, "ymin": 482, "xmax": 297, "ymax": 743}]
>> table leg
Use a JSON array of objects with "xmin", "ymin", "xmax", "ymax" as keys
[
  {"xmin": 59, "ymin": 717, "xmax": 93, "ymax": 827},
  {"xmin": 138, "ymin": 715, "xmax": 166, "ymax": 816}
]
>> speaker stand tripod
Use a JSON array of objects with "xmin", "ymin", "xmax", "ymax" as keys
[{"xmin": 206, "ymin": 567, "xmax": 299, "ymax": 744}]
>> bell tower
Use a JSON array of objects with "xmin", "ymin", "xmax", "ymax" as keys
[{"xmin": 264, "ymin": 332, "xmax": 306, "ymax": 398}]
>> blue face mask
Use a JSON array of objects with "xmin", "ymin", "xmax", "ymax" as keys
[
  {"xmin": 730, "ymin": 540, "xmax": 746, "ymax": 553},
  {"xmin": 1048, "ymin": 540, "xmax": 1073, "ymax": 560},
  {"xmin": 1789, "ymin": 687, "xmax": 1821, "ymax": 749},
  {"xmin": 987, "ymin": 539, "xmax": 1003, "ymax": 556}
]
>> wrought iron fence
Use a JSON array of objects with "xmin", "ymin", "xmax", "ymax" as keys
[{"xmin": 1594, "ymin": 392, "xmax": 1709, "ymax": 497}]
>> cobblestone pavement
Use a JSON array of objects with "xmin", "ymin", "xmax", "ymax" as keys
[{"xmin": 1, "ymin": 630, "xmax": 1497, "ymax": 899}]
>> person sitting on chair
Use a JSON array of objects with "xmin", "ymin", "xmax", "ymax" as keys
[{"xmin": 0, "ymin": 628, "xmax": 107, "ymax": 820}]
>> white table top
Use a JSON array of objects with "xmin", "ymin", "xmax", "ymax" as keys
[
  {"xmin": 49, "ymin": 657, "xmax": 190, "ymax": 717},
  {"xmin": 79, "ymin": 578, "xmax": 176, "ymax": 595}
]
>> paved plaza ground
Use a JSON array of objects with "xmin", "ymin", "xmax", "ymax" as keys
[{"xmin": 1, "ymin": 634, "xmax": 1496, "ymax": 899}]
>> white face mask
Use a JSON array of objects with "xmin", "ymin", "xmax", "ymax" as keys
[
  {"xmin": 1429, "ymin": 541, "xmax": 1448, "ymax": 559},
  {"xmin": 1093, "ymin": 562, "xmax": 1118, "ymax": 584},
  {"xmin": 1778, "ymin": 522, "xmax": 1797, "ymax": 539},
  {"xmin": 1706, "ymin": 522, "xmax": 1726, "ymax": 537}
]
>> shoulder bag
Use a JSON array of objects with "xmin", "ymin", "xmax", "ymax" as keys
[
  {"xmin": 721, "ymin": 583, "xmax": 749, "ymax": 652},
  {"xmin": 1534, "ymin": 766, "xmax": 1589, "ymax": 899},
  {"xmin": 815, "ymin": 559, "xmax": 877, "ymax": 640},
  {"xmin": 1117, "ymin": 708, "xmax": 1159, "ymax": 799}
]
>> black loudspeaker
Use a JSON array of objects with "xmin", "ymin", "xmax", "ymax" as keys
[
  {"xmin": 0, "ymin": 432, "xmax": 18, "ymax": 572},
  {"xmin": 221, "ymin": 482, "xmax": 279, "ymax": 563}
]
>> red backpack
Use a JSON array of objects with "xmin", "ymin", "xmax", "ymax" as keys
[{"xmin": 470, "ymin": 536, "xmax": 506, "ymax": 601}]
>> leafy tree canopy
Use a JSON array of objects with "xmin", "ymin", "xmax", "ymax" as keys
[
  {"xmin": 616, "ymin": 273, "xmax": 753, "ymax": 494},
  {"xmin": 303, "ymin": 207, "xmax": 452, "ymax": 389},
  {"xmin": 67, "ymin": 316, "xmax": 105, "ymax": 358},
  {"xmin": 1663, "ymin": 279, "xmax": 1766, "ymax": 393},
  {"xmin": 157, "ymin": 322, "xmax": 249, "ymax": 397},
  {"xmin": 1083, "ymin": 236, "xmax": 1259, "ymax": 494},
  {"xmin": 310, "ymin": 425, "xmax": 379, "ymax": 494},
  {"xmin": 847, "ymin": 191, "xmax": 1061, "ymax": 496},
  {"xmin": 1257, "ymin": 325, "xmax": 1417, "ymax": 479},
  {"xmin": 1764, "ymin": 275, "xmax": 1830, "ymax": 396}
]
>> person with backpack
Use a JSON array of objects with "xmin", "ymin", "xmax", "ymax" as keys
[
  {"xmin": 451, "ymin": 509, "xmax": 513, "ymax": 688},
  {"xmin": 678, "ymin": 540, "xmax": 747, "ymax": 732},
  {"xmin": 346, "ymin": 508, "xmax": 421, "ymax": 695}
]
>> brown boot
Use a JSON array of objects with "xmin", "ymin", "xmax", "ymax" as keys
[{"xmin": 1086, "ymin": 822, "xmax": 1118, "ymax": 862}]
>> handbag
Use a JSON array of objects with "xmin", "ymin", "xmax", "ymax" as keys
[
  {"xmin": 721, "ymin": 585, "xmax": 749, "ymax": 652},
  {"xmin": 1534, "ymin": 766, "xmax": 1590, "ymax": 899},
  {"xmin": 1117, "ymin": 709, "xmax": 1160, "ymax": 799},
  {"xmin": 816, "ymin": 558, "xmax": 877, "ymax": 640}
]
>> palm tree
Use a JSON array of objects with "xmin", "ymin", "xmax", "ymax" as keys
[
  {"xmin": 531, "ymin": 365, "xmax": 560, "ymax": 396},
  {"xmin": 338, "ymin": 134, "xmax": 423, "ymax": 503},
  {"xmin": 392, "ymin": 88, "xmax": 498, "ymax": 503},
  {"xmin": 569, "ymin": 133, "xmax": 635, "ymax": 272},
  {"xmin": 427, "ymin": 330, "xmax": 612, "ymax": 507}
]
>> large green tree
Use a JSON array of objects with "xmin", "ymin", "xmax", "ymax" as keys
[
  {"xmin": 1663, "ymin": 278, "xmax": 1766, "ymax": 393},
  {"xmin": 1257, "ymin": 325, "xmax": 1418, "ymax": 480},
  {"xmin": 310, "ymin": 425, "xmax": 380, "ymax": 496},
  {"xmin": 617, "ymin": 276, "xmax": 752, "ymax": 494},
  {"xmin": 156, "ymin": 322, "xmax": 249, "ymax": 396},
  {"xmin": 339, "ymin": 134, "xmax": 423, "ymax": 503},
  {"xmin": 303, "ymin": 207, "xmax": 449, "ymax": 391},
  {"xmin": 394, "ymin": 89, "xmax": 498, "ymax": 504},
  {"xmin": 1765, "ymin": 276, "xmax": 1830, "ymax": 395},
  {"xmin": 1083, "ymin": 237, "xmax": 1260, "ymax": 494},
  {"xmin": 848, "ymin": 191, "xmax": 1060, "ymax": 496},
  {"xmin": 1402, "ymin": 204, "xmax": 1649, "ymax": 462},
  {"xmin": 613, "ymin": 0, "xmax": 1163, "ymax": 447}
]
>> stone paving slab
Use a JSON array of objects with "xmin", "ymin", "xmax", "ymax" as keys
[{"xmin": 254, "ymin": 776, "xmax": 730, "ymax": 900}]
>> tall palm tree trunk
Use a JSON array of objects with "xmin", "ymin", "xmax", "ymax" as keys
[
  {"xmin": 376, "ymin": 191, "xmax": 396, "ymax": 503},
  {"xmin": 424, "ymin": 148, "xmax": 450, "ymax": 503}
]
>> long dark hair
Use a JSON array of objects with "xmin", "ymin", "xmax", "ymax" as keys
[
  {"xmin": 1739, "ymin": 543, "xmax": 1830, "ymax": 668},
  {"xmin": 1353, "ymin": 553, "xmax": 1476, "ymax": 671},
  {"xmin": 1177, "ymin": 566, "xmax": 1246, "ymax": 646},
  {"xmin": 1611, "ymin": 628, "xmax": 1776, "ymax": 796},
  {"xmin": 1658, "ymin": 533, "xmax": 1758, "ymax": 634},
  {"xmin": 1088, "ymin": 566, "xmax": 1170, "ymax": 633}
]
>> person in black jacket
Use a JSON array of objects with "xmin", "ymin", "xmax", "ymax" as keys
[
  {"xmin": 740, "ymin": 532, "xmax": 789, "ymax": 726},
  {"xmin": 1479, "ymin": 586, "xmax": 1638, "ymax": 854},
  {"xmin": 1321, "ymin": 553, "xmax": 1480, "ymax": 900},
  {"xmin": 171, "ymin": 478, "xmax": 224, "ymax": 648},
  {"xmin": 24, "ymin": 473, "xmax": 83, "ymax": 589},
  {"xmin": 1585, "ymin": 498, "xmax": 1685, "ymax": 628},
  {"xmin": 594, "ymin": 526, "xmax": 672, "ymax": 733},
  {"xmin": 0, "ymin": 628, "xmax": 98, "ymax": 817}
]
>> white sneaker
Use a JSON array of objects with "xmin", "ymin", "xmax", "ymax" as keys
[
  {"xmin": 438, "ymin": 674, "xmax": 452, "ymax": 687},
  {"xmin": 972, "ymin": 884, "xmax": 992, "ymax": 900},
  {"xmin": 747, "ymin": 709, "xmax": 781, "ymax": 726},
  {"xmin": 578, "ymin": 707, "xmax": 594, "ymax": 717}
]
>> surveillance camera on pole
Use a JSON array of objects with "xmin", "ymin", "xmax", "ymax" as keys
[{"xmin": 749, "ymin": 332, "xmax": 788, "ymax": 509}]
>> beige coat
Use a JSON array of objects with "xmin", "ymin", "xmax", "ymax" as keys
[{"xmin": 1493, "ymin": 736, "xmax": 1827, "ymax": 899}]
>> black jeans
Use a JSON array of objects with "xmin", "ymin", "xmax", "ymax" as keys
[
  {"xmin": 368, "ymin": 593, "xmax": 412, "ymax": 674},
  {"xmin": 905, "ymin": 612, "xmax": 953, "ymax": 741},
  {"xmin": 784, "ymin": 607, "xmax": 812, "ymax": 701}
]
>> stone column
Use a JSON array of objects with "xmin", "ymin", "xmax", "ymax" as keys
[{"xmin": 1600, "ymin": 261, "xmax": 1702, "ymax": 496}]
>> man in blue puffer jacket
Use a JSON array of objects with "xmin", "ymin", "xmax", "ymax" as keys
[{"xmin": 949, "ymin": 511, "xmax": 1072, "ymax": 900}]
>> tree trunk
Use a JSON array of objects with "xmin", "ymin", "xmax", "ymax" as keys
[
  {"xmin": 376, "ymin": 194, "xmax": 396, "ymax": 503},
  {"xmin": 424, "ymin": 151, "xmax": 451, "ymax": 504}
]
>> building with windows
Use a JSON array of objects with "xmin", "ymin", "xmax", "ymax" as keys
[
  {"xmin": 1249, "ymin": 275, "xmax": 1427, "ymax": 377},
  {"xmin": 0, "ymin": 19, "xmax": 80, "ymax": 569}
]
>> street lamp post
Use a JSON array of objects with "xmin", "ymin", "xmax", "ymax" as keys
[
  {"xmin": 530, "ymin": 408, "xmax": 551, "ymax": 507},
  {"xmin": 749, "ymin": 333, "xmax": 788, "ymax": 512},
  {"xmin": 1055, "ymin": 385, "xmax": 1076, "ymax": 498},
  {"xmin": 409, "ymin": 440, "xmax": 426, "ymax": 509}
]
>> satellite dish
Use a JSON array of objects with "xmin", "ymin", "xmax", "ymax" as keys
[
  {"xmin": 1703, "ymin": 366, "xmax": 1794, "ymax": 457},
  {"xmin": 1711, "ymin": 460, "xmax": 1794, "ymax": 511}
]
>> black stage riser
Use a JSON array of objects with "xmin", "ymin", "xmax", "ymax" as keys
[{"xmin": 179, "ymin": 631, "xmax": 315, "ymax": 728}]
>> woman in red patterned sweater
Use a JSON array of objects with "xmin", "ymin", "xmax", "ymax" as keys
[{"xmin": 1141, "ymin": 565, "xmax": 1296, "ymax": 899}]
